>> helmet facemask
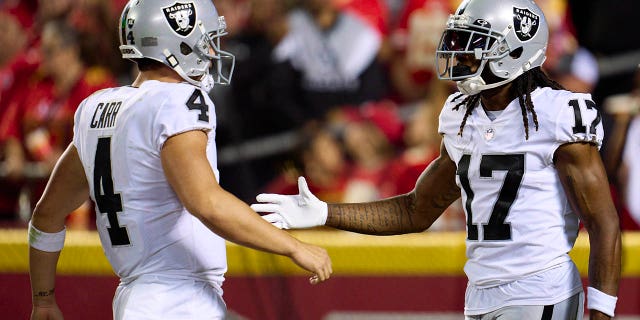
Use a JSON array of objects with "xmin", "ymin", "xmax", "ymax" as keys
[
  {"xmin": 436, "ymin": 20, "xmax": 501, "ymax": 81},
  {"xmin": 436, "ymin": 16, "xmax": 511, "ymax": 95},
  {"xmin": 164, "ymin": 16, "xmax": 235, "ymax": 92}
]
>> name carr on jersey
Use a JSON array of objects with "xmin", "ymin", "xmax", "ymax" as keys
[{"xmin": 90, "ymin": 101, "xmax": 122, "ymax": 129}]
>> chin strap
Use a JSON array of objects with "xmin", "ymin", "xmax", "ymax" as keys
[
  {"xmin": 456, "ymin": 49, "xmax": 546, "ymax": 96},
  {"xmin": 456, "ymin": 75, "xmax": 515, "ymax": 95},
  {"xmin": 199, "ymin": 74, "xmax": 215, "ymax": 92},
  {"xmin": 162, "ymin": 49, "xmax": 214, "ymax": 92}
]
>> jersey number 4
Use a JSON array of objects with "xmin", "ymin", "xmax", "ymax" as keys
[
  {"xmin": 186, "ymin": 89, "xmax": 209, "ymax": 122},
  {"xmin": 457, "ymin": 154, "xmax": 524, "ymax": 241},
  {"xmin": 94, "ymin": 137, "xmax": 131, "ymax": 246}
]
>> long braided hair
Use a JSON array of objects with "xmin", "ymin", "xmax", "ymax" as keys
[{"xmin": 450, "ymin": 67, "xmax": 564, "ymax": 140}]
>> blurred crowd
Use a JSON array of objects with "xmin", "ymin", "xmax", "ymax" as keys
[{"xmin": 0, "ymin": 0, "xmax": 638, "ymax": 231}]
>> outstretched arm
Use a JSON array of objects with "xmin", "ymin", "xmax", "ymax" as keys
[
  {"xmin": 161, "ymin": 130, "xmax": 331, "ymax": 283},
  {"xmin": 555, "ymin": 142, "xmax": 621, "ymax": 319},
  {"xmin": 254, "ymin": 141, "xmax": 460, "ymax": 235},
  {"xmin": 30, "ymin": 144, "xmax": 90, "ymax": 320},
  {"xmin": 326, "ymin": 142, "xmax": 460, "ymax": 234}
]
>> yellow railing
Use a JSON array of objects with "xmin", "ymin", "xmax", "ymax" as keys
[{"xmin": 2, "ymin": 230, "xmax": 639, "ymax": 277}]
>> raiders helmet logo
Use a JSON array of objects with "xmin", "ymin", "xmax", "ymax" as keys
[
  {"xmin": 162, "ymin": 2, "xmax": 196, "ymax": 37},
  {"xmin": 513, "ymin": 7, "xmax": 539, "ymax": 41}
]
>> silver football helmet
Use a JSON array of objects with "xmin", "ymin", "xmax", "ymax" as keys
[
  {"xmin": 119, "ymin": 0, "xmax": 235, "ymax": 91},
  {"xmin": 435, "ymin": 0, "xmax": 548, "ymax": 95}
]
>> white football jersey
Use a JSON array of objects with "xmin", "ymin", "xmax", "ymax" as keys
[
  {"xmin": 438, "ymin": 87, "xmax": 603, "ymax": 288},
  {"xmin": 73, "ymin": 80, "xmax": 226, "ymax": 284}
]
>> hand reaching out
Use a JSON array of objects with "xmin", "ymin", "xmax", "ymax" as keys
[{"xmin": 251, "ymin": 177, "xmax": 328, "ymax": 229}]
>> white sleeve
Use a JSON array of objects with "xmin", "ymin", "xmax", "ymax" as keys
[
  {"xmin": 153, "ymin": 86, "xmax": 216, "ymax": 151},
  {"xmin": 554, "ymin": 92, "xmax": 604, "ymax": 150}
]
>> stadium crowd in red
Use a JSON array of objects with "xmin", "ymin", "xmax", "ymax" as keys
[{"xmin": 0, "ymin": 0, "xmax": 637, "ymax": 231}]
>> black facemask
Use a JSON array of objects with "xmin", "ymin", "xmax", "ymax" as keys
[{"xmin": 452, "ymin": 65, "xmax": 473, "ymax": 77}]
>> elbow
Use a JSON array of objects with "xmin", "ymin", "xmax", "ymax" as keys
[
  {"xmin": 419, "ymin": 220, "xmax": 435, "ymax": 232},
  {"xmin": 181, "ymin": 188, "xmax": 228, "ymax": 224},
  {"xmin": 31, "ymin": 201, "xmax": 66, "ymax": 231},
  {"xmin": 178, "ymin": 187, "xmax": 213, "ymax": 221},
  {"xmin": 403, "ymin": 220, "xmax": 433, "ymax": 234},
  {"xmin": 183, "ymin": 198, "xmax": 214, "ymax": 222},
  {"xmin": 413, "ymin": 217, "xmax": 437, "ymax": 233}
]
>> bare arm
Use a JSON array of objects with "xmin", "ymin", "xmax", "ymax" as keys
[
  {"xmin": 30, "ymin": 144, "xmax": 89, "ymax": 318},
  {"xmin": 326, "ymin": 141, "xmax": 460, "ymax": 235},
  {"xmin": 555, "ymin": 142, "xmax": 621, "ymax": 319},
  {"xmin": 161, "ymin": 130, "xmax": 331, "ymax": 282}
]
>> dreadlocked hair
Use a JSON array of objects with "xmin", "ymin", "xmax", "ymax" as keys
[{"xmin": 451, "ymin": 67, "xmax": 564, "ymax": 140}]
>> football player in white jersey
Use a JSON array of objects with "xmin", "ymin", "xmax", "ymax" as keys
[
  {"xmin": 28, "ymin": 1, "xmax": 331, "ymax": 319},
  {"xmin": 252, "ymin": 0, "xmax": 620, "ymax": 319}
]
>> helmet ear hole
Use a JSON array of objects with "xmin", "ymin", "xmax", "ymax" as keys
[
  {"xmin": 180, "ymin": 42, "xmax": 193, "ymax": 56},
  {"xmin": 509, "ymin": 47, "xmax": 523, "ymax": 59}
]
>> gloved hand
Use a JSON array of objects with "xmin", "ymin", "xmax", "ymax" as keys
[{"xmin": 251, "ymin": 177, "xmax": 328, "ymax": 229}]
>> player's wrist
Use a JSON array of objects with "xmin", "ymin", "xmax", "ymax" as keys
[
  {"xmin": 587, "ymin": 286, "xmax": 617, "ymax": 317},
  {"xmin": 32, "ymin": 288, "xmax": 56, "ymax": 305},
  {"xmin": 285, "ymin": 238, "xmax": 306, "ymax": 259},
  {"xmin": 317, "ymin": 201, "xmax": 328, "ymax": 226}
]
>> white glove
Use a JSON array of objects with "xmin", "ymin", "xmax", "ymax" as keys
[{"xmin": 251, "ymin": 177, "xmax": 328, "ymax": 229}]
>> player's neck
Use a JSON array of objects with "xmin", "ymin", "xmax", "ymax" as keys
[
  {"xmin": 480, "ymin": 83, "xmax": 515, "ymax": 111},
  {"xmin": 132, "ymin": 68, "xmax": 183, "ymax": 88}
]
